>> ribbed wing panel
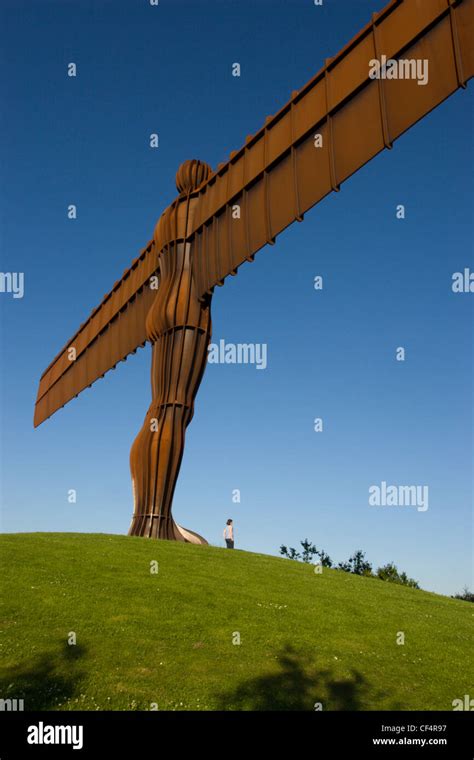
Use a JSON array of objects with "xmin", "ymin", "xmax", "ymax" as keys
[
  {"xmin": 191, "ymin": 0, "xmax": 473, "ymax": 298},
  {"xmin": 34, "ymin": 241, "xmax": 159, "ymax": 426}
]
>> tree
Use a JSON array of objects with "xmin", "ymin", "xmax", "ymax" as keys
[
  {"xmin": 376, "ymin": 562, "xmax": 419, "ymax": 589},
  {"xmin": 338, "ymin": 550, "xmax": 372, "ymax": 576},
  {"xmin": 280, "ymin": 540, "xmax": 332, "ymax": 566},
  {"xmin": 317, "ymin": 549, "xmax": 333, "ymax": 568},
  {"xmin": 451, "ymin": 587, "xmax": 474, "ymax": 603},
  {"xmin": 279, "ymin": 545, "xmax": 301, "ymax": 561},
  {"xmin": 300, "ymin": 539, "xmax": 318, "ymax": 563},
  {"xmin": 279, "ymin": 542, "xmax": 421, "ymax": 589}
]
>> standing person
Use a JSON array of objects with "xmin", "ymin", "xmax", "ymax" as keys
[{"xmin": 223, "ymin": 519, "xmax": 234, "ymax": 549}]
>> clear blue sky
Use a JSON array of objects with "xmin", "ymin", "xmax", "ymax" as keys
[{"xmin": 1, "ymin": 0, "xmax": 472, "ymax": 596}]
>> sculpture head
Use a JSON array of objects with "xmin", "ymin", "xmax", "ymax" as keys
[{"xmin": 176, "ymin": 159, "xmax": 212, "ymax": 194}]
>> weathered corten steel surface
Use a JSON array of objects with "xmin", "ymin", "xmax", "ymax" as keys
[
  {"xmin": 128, "ymin": 160, "xmax": 213, "ymax": 542},
  {"xmin": 34, "ymin": 0, "xmax": 473, "ymax": 541},
  {"xmin": 191, "ymin": 0, "xmax": 474, "ymax": 298},
  {"xmin": 34, "ymin": 241, "xmax": 158, "ymax": 427}
]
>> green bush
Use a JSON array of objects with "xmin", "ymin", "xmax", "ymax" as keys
[
  {"xmin": 451, "ymin": 587, "xmax": 474, "ymax": 603},
  {"xmin": 281, "ymin": 542, "xmax": 419, "ymax": 588}
]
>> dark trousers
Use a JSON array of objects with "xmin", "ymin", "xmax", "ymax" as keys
[{"xmin": 225, "ymin": 539, "xmax": 234, "ymax": 549}]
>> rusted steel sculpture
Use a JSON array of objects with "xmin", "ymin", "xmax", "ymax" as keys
[
  {"xmin": 128, "ymin": 160, "xmax": 213, "ymax": 542},
  {"xmin": 34, "ymin": 0, "xmax": 473, "ymax": 542}
]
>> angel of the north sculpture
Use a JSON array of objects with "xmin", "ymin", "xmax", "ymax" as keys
[{"xmin": 34, "ymin": 0, "xmax": 473, "ymax": 543}]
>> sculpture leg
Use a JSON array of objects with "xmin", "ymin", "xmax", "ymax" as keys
[{"xmin": 128, "ymin": 325, "xmax": 210, "ymax": 541}]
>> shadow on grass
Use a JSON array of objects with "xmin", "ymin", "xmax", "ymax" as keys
[
  {"xmin": 217, "ymin": 644, "xmax": 387, "ymax": 710},
  {"xmin": 0, "ymin": 641, "xmax": 86, "ymax": 710}
]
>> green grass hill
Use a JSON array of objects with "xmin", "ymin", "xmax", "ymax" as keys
[{"xmin": 1, "ymin": 533, "xmax": 472, "ymax": 711}]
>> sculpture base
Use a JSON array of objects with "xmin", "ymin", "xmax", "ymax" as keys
[{"xmin": 128, "ymin": 514, "xmax": 208, "ymax": 544}]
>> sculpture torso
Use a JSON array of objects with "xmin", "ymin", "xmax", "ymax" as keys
[{"xmin": 145, "ymin": 195, "xmax": 210, "ymax": 342}]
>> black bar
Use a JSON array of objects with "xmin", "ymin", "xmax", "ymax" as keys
[{"xmin": 0, "ymin": 710, "xmax": 472, "ymax": 757}]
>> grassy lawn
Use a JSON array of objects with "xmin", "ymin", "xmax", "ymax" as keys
[{"xmin": 0, "ymin": 533, "xmax": 472, "ymax": 711}]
